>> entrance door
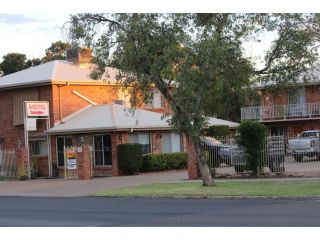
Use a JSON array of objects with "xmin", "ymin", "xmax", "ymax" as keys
[{"xmin": 56, "ymin": 136, "xmax": 73, "ymax": 167}]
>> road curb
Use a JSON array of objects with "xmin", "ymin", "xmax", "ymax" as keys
[{"xmin": 90, "ymin": 194, "xmax": 320, "ymax": 200}]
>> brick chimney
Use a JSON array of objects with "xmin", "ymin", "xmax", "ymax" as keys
[
  {"xmin": 66, "ymin": 47, "xmax": 93, "ymax": 67},
  {"xmin": 78, "ymin": 48, "xmax": 93, "ymax": 65}
]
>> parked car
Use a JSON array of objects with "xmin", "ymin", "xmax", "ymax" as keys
[
  {"xmin": 200, "ymin": 136, "xmax": 231, "ymax": 168},
  {"xmin": 231, "ymin": 136, "xmax": 285, "ymax": 173},
  {"xmin": 287, "ymin": 130, "xmax": 320, "ymax": 162}
]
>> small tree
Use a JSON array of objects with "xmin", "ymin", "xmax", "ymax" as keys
[{"xmin": 236, "ymin": 121, "xmax": 267, "ymax": 176}]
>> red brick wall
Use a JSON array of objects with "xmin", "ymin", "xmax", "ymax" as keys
[
  {"xmin": 265, "ymin": 119, "xmax": 320, "ymax": 137},
  {"xmin": 305, "ymin": 85, "xmax": 320, "ymax": 103},
  {"xmin": 151, "ymin": 131, "xmax": 162, "ymax": 153},
  {"xmin": 0, "ymin": 86, "xmax": 53, "ymax": 149},
  {"xmin": 261, "ymin": 86, "xmax": 320, "ymax": 107},
  {"xmin": 184, "ymin": 134, "xmax": 199, "ymax": 179},
  {"xmin": 261, "ymin": 89, "xmax": 288, "ymax": 106},
  {"xmin": 51, "ymin": 84, "xmax": 118, "ymax": 123}
]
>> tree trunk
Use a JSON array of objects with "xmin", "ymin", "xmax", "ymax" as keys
[{"xmin": 194, "ymin": 137, "xmax": 214, "ymax": 186}]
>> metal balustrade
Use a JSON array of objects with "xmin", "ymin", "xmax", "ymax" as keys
[{"xmin": 241, "ymin": 102, "xmax": 320, "ymax": 121}]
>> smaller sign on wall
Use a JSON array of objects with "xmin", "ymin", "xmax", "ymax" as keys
[
  {"xmin": 27, "ymin": 118, "xmax": 37, "ymax": 131},
  {"xmin": 66, "ymin": 148, "xmax": 77, "ymax": 170},
  {"xmin": 26, "ymin": 102, "xmax": 49, "ymax": 117}
]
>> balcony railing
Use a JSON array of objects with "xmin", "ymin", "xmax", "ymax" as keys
[{"xmin": 241, "ymin": 102, "xmax": 320, "ymax": 121}]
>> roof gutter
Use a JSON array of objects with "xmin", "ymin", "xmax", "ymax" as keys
[{"xmin": 46, "ymin": 126, "xmax": 172, "ymax": 135}]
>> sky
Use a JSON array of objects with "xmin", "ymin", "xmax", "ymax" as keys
[
  {"xmin": 0, "ymin": 0, "xmax": 318, "ymax": 62},
  {"xmin": 0, "ymin": 12, "xmax": 277, "ymax": 68},
  {"xmin": 0, "ymin": 13, "xmax": 70, "ymax": 59}
]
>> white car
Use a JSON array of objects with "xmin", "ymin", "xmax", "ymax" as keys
[{"xmin": 287, "ymin": 130, "xmax": 320, "ymax": 162}]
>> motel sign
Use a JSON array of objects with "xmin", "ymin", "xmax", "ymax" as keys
[{"xmin": 26, "ymin": 102, "xmax": 49, "ymax": 117}]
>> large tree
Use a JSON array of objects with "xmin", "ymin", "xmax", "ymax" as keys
[
  {"xmin": 0, "ymin": 52, "xmax": 27, "ymax": 75},
  {"xmin": 69, "ymin": 13, "xmax": 320, "ymax": 186},
  {"xmin": 42, "ymin": 41, "xmax": 71, "ymax": 63}
]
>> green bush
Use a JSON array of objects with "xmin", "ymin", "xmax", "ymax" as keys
[
  {"xmin": 117, "ymin": 143, "xmax": 143, "ymax": 175},
  {"xmin": 203, "ymin": 125, "xmax": 229, "ymax": 138},
  {"xmin": 236, "ymin": 121, "xmax": 267, "ymax": 176},
  {"xmin": 141, "ymin": 152, "xmax": 188, "ymax": 172}
]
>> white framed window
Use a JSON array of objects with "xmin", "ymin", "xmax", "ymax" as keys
[
  {"xmin": 128, "ymin": 132, "xmax": 151, "ymax": 154},
  {"xmin": 145, "ymin": 90, "xmax": 164, "ymax": 109},
  {"xmin": 93, "ymin": 134, "xmax": 112, "ymax": 166},
  {"xmin": 30, "ymin": 140, "xmax": 48, "ymax": 156},
  {"xmin": 161, "ymin": 133, "xmax": 181, "ymax": 153}
]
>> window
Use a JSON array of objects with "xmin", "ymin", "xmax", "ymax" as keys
[
  {"xmin": 288, "ymin": 88, "xmax": 306, "ymax": 116},
  {"xmin": 56, "ymin": 136, "xmax": 73, "ymax": 166},
  {"xmin": 161, "ymin": 133, "xmax": 181, "ymax": 153},
  {"xmin": 94, "ymin": 135, "xmax": 112, "ymax": 166},
  {"xmin": 145, "ymin": 90, "xmax": 164, "ymax": 108},
  {"xmin": 30, "ymin": 140, "xmax": 48, "ymax": 156},
  {"xmin": 128, "ymin": 132, "xmax": 151, "ymax": 154}
]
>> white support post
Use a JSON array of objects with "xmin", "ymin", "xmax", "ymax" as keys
[{"xmin": 23, "ymin": 101, "xmax": 31, "ymax": 180}]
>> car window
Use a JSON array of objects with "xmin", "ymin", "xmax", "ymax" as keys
[{"xmin": 300, "ymin": 132, "xmax": 319, "ymax": 138}]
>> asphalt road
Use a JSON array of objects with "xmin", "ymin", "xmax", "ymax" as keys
[{"xmin": 0, "ymin": 197, "xmax": 320, "ymax": 226}]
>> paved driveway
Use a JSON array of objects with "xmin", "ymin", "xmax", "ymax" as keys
[{"xmin": 0, "ymin": 170, "xmax": 188, "ymax": 197}]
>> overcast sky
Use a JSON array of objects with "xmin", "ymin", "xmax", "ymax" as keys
[
  {"xmin": 0, "ymin": 0, "xmax": 318, "ymax": 65},
  {"xmin": 0, "ymin": 12, "xmax": 278, "ymax": 69},
  {"xmin": 0, "ymin": 13, "xmax": 71, "ymax": 59}
]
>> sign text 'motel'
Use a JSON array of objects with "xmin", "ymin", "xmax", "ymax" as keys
[{"xmin": 26, "ymin": 102, "xmax": 49, "ymax": 117}]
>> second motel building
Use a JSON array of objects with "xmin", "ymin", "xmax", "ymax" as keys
[{"xmin": 0, "ymin": 50, "xmax": 239, "ymax": 179}]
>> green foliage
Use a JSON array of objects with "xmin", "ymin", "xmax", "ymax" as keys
[
  {"xmin": 25, "ymin": 58, "xmax": 41, "ymax": 68},
  {"xmin": 141, "ymin": 152, "xmax": 188, "ymax": 172},
  {"xmin": 117, "ymin": 143, "xmax": 142, "ymax": 175},
  {"xmin": 17, "ymin": 164, "xmax": 28, "ymax": 180},
  {"xmin": 30, "ymin": 156, "xmax": 41, "ymax": 178},
  {"xmin": 203, "ymin": 125, "xmax": 229, "ymax": 138},
  {"xmin": 42, "ymin": 41, "xmax": 71, "ymax": 63},
  {"xmin": 236, "ymin": 121, "xmax": 267, "ymax": 176},
  {"xmin": 0, "ymin": 53, "xmax": 27, "ymax": 75}
]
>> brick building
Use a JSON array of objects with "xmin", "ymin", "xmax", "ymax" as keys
[
  {"xmin": 0, "ymin": 49, "xmax": 239, "ymax": 179},
  {"xmin": 241, "ymin": 70, "xmax": 320, "ymax": 138}
]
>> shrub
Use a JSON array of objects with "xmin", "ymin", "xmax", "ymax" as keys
[
  {"xmin": 203, "ymin": 125, "xmax": 229, "ymax": 138},
  {"xmin": 141, "ymin": 152, "xmax": 188, "ymax": 172},
  {"xmin": 236, "ymin": 121, "xmax": 267, "ymax": 176},
  {"xmin": 117, "ymin": 143, "xmax": 143, "ymax": 175}
]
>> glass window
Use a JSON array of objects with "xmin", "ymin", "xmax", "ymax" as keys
[
  {"xmin": 161, "ymin": 133, "xmax": 181, "ymax": 153},
  {"xmin": 128, "ymin": 132, "xmax": 151, "ymax": 154},
  {"xmin": 56, "ymin": 136, "xmax": 73, "ymax": 166},
  {"xmin": 31, "ymin": 140, "xmax": 48, "ymax": 156},
  {"xmin": 161, "ymin": 133, "xmax": 171, "ymax": 153},
  {"xmin": 145, "ymin": 90, "xmax": 164, "ymax": 108},
  {"xmin": 94, "ymin": 135, "xmax": 112, "ymax": 166}
]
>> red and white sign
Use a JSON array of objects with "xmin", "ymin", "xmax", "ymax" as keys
[{"xmin": 26, "ymin": 102, "xmax": 49, "ymax": 117}]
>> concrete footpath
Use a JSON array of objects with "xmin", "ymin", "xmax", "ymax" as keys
[{"xmin": 0, "ymin": 170, "xmax": 188, "ymax": 197}]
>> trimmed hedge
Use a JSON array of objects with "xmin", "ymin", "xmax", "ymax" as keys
[
  {"xmin": 141, "ymin": 152, "xmax": 188, "ymax": 172},
  {"xmin": 117, "ymin": 143, "xmax": 143, "ymax": 175}
]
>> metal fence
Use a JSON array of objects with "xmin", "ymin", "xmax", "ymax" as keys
[
  {"xmin": 0, "ymin": 149, "xmax": 17, "ymax": 178},
  {"xmin": 201, "ymin": 135, "xmax": 320, "ymax": 177}
]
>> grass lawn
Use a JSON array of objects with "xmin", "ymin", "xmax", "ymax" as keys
[
  {"xmin": 0, "ymin": 176, "xmax": 13, "ymax": 181},
  {"xmin": 95, "ymin": 181, "xmax": 320, "ymax": 197}
]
